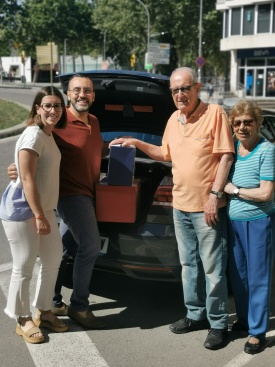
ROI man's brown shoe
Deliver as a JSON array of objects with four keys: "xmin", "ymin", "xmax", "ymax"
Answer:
[
  {"xmin": 52, "ymin": 302, "xmax": 68, "ymax": 316},
  {"xmin": 67, "ymin": 308, "xmax": 106, "ymax": 329}
]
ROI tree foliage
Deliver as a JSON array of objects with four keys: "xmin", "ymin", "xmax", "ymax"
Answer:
[
  {"xmin": 0, "ymin": 0, "xmax": 228, "ymax": 77},
  {"xmin": 0, "ymin": 0, "xmax": 22, "ymax": 55}
]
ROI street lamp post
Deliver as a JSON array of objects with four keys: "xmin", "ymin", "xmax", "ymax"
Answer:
[
  {"xmin": 63, "ymin": 38, "xmax": 68, "ymax": 74},
  {"xmin": 0, "ymin": 57, "xmax": 3, "ymax": 84},
  {"xmin": 103, "ymin": 30, "xmax": 107, "ymax": 61},
  {"xmin": 136, "ymin": 0, "xmax": 150, "ymax": 70},
  {"xmin": 198, "ymin": 0, "xmax": 203, "ymax": 83}
]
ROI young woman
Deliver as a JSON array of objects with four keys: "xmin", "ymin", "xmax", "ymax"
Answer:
[{"xmin": 0, "ymin": 86, "xmax": 68, "ymax": 343}]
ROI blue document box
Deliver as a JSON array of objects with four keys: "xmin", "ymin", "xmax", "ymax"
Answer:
[{"xmin": 107, "ymin": 145, "xmax": 136, "ymax": 186}]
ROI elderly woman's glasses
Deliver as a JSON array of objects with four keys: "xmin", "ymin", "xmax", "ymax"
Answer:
[{"xmin": 232, "ymin": 119, "xmax": 254, "ymax": 128}]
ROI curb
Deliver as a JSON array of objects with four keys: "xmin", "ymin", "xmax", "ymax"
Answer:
[
  {"xmin": 0, "ymin": 97, "xmax": 30, "ymax": 139},
  {"xmin": 0, "ymin": 122, "xmax": 26, "ymax": 139}
]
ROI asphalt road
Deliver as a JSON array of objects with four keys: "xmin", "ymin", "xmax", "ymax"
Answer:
[{"xmin": 0, "ymin": 86, "xmax": 275, "ymax": 367}]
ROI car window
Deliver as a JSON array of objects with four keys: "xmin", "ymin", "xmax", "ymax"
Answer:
[{"xmin": 260, "ymin": 115, "xmax": 275, "ymax": 143}]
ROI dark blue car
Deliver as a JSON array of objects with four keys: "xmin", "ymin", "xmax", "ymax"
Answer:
[{"xmin": 59, "ymin": 70, "xmax": 180, "ymax": 283}]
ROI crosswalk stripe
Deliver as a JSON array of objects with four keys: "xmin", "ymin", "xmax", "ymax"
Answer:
[{"xmin": 0, "ymin": 260, "xmax": 110, "ymax": 367}]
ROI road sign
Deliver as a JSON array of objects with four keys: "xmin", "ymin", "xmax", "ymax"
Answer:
[
  {"xmin": 144, "ymin": 52, "xmax": 152, "ymax": 71},
  {"xmin": 196, "ymin": 56, "xmax": 206, "ymax": 67},
  {"xmin": 147, "ymin": 43, "xmax": 170, "ymax": 65}
]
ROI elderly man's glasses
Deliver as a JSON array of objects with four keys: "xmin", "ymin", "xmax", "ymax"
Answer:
[
  {"xmin": 41, "ymin": 103, "xmax": 63, "ymax": 112},
  {"xmin": 170, "ymin": 84, "xmax": 196, "ymax": 95},
  {"xmin": 232, "ymin": 119, "xmax": 254, "ymax": 128},
  {"xmin": 68, "ymin": 87, "xmax": 93, "ymax": 95}
]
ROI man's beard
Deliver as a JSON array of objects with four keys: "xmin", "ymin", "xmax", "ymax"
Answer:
[{"xmin": 70, "ymin": 99, "xmax": 91, "ymax": 112}]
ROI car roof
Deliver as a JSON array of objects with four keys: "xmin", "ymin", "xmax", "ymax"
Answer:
[{"xmin": 58, "ymin": 70, "xmax": 176, "ymax": 136}]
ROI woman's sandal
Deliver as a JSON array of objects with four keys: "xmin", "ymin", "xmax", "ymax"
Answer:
[
  {"xmin": 16, "ymin": 320, "xmax": 44, "ymax": 344},
  {"xmin": 34, "ymin": 310, "xmax": 68, "ymax": 333}
]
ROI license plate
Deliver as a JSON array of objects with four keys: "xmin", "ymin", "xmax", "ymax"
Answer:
[{"xmin": 100, "ymin": 236, "xmax": 109, "ymax": 255}]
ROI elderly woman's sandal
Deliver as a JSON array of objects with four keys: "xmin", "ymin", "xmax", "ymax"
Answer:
[{"xmin": 16, "ymin": 323, "xmax": 44, "ymax": 344}]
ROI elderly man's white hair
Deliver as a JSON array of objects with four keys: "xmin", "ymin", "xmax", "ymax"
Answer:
[{"xmin": 170, "ymin": 67, "xmax": 198, "ymax": 84}]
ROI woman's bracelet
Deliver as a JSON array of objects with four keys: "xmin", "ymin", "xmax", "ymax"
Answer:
[{"xmin": 35, "ymin": 215, "xmax": 45, "ymax": 219}]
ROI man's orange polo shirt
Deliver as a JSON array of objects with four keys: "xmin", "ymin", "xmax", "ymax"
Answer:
[{"xmin": 161, "ymin": 101, "xmax": 234, "ymax": 212}]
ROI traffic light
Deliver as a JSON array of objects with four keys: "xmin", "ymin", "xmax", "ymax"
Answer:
[
  {"xmin": 20, "ymin": 51, "xmax": 25, "ymax": 64},
  {"xmin": 130, "ymin": 54, "xmax": 136, "ymax": 68}
]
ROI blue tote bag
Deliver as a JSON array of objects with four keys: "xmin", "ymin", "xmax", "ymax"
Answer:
[
  {"xmin": 0, "ymin": 140, "xmax": 34, "ymax": 221},
  {"xmin": 0, "ymin": 180, "xmax": 33, "ymax": 221}
]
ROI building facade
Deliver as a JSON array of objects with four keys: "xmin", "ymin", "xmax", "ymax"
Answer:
[
  {"xmin": 1, "ymin": 56, "xmax": 32, "ymax": 83},
  {"xmin": 216, "ymin": 0, "xmax": 275, "ymax": 98}
]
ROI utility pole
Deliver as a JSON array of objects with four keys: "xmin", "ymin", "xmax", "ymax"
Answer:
[
  {"xmin": 63, "ymin": 39, "xmax": 68, "ymax": 74},
  {"xmin": 198, "ymin": 0, "xmax": 203, "ymax": 83},
  {"xmin": 136, "ymin": 0, "xmax": 150, "ymax": 72}
]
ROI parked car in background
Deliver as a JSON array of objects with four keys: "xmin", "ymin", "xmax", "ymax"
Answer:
[
  {"xmin": 58, "ymin": 70, "xmax": 275, "ymax": 287},
  {"xmin": 259, "ymin": 112, "xmax": 275, "ymax": 143}
]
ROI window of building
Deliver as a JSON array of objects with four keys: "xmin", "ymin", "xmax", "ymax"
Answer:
[
  {"xmin": 258, "ymin": 3, "xmax": 271, "ymax": 33},
  {"xmin": 243, "ymin": 6, "xmax": 254, "ymax": 35},
  {"xmin": 224, "ymin": 10, "xmax": 229, "ymax": 38},
  {"xmin": 231, "ymin": 7, "xmax": 241, "ymax": 35},
  {"xmin": 247, "ymin": 58, "xmax": 265, "ymax": 67},
  {"xmin": 267, "ymin": 69, "xmax": 275, "ymax": 96},
  {"xmin": 267, "ymin": 58, "xmax": 275, "ymax": 66}
]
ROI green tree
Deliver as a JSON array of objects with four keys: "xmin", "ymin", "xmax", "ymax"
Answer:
[
  {"xmin": 92, "ymin": 0, "xmax": 226, "ymax": 76},
  {"xmin": 0, "ymin": 0, "xmax": 22, "ymax": 56},
  {"xmin": 16, "ymin": 0, "xmax": 99, "ymax": 63},
  {"xmin": 149, "ymin": 0, "xmax": 225, "ymax": 76},
  {"xmin": 0, "ymin": 0, "xmax": 228, "ymax": 78},
  {"xmin": 92, "ymin": 0, "xmax": 151, "ymax": 69}
]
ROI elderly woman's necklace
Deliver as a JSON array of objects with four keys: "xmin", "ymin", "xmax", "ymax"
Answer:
[{"xmin": 238, "ymin": 136, "xmax": 260, "ymax": 157}]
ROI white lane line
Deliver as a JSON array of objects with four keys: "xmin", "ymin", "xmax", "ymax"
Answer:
[
  {"xmin": 0, "ymin": 262, "xmax": 13, "ymax": 272},
  {"xmin": 222, "ymin": 330, "xmax": 275, "ymax": 367},
  {"xmin": 28, "ymin": 326, "xmax": 109, "ymax": 367},
  {"xmin": 0, "ymin": 260, "xmax": 110, "ymax": 367},
  {"xmin": 222, "ymin": 353, "xmax": 254, "ymax": 367}
]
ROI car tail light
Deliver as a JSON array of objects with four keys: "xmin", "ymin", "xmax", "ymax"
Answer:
[{"xmin": 153, "ymin": 176, "xmax": 173, "ymax": 206}]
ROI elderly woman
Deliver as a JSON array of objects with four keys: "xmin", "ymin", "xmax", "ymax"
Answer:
[{"xmin": 224, "ymin": 100, "xmax": 275, "ymax": 354}]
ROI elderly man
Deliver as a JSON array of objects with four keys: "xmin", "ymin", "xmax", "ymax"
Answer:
[{"xmin": 110, "ymin": 67, "xmax": 234, "ymax": 350}]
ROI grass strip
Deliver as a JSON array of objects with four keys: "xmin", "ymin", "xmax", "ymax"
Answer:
[{"xmin": 0, "ymin": 99, "xmax": 29, "ymax": 129}]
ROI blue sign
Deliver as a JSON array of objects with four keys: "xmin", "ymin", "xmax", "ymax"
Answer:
[
  {"xmin": 237, "ymin": 47, "xmax": 275, "ymax": 58},
  {"xmin": 196, "ymin": 56, "xmax": 206, "ymax": 67}
]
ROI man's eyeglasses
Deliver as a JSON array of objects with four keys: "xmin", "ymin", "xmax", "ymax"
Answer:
[
  {"xmin": 40, "ymin": 103, "xmax": 63, "ymax": 112},
  {"xmin": 68, "ymin": 87, "xmax": 94, "ymax": 95},
  {"xmin": 232, "ymin": 119, "xmax": 254, "ymax": 128},
  {"xmin": 170, "ymin": 84, "xmax": 196, "ymax": 95}
]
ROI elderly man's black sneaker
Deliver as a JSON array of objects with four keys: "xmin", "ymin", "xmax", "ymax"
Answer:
[
  {"xmin": 169, "ymin": 317, "xmax": 209, "ymax": 334},
  {"xmin": 204, "ymin": 328, "xmax": 228, "ymax": 350}
]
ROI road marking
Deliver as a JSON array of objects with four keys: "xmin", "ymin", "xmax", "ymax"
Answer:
[
  {"xmin": 0, "ymin": 262, "xmax": 13, "ymax": 272},
  {"xmin": 0, "ymin": 260, "xmax": 110, "ymax": 367}
]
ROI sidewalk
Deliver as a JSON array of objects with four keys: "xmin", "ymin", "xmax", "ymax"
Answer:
[{"xmin": 0, "ymin": 121, "xmax": 27, "ymax": 139}]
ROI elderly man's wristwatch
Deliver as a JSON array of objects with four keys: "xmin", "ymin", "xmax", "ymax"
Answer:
[
  {"xmin": 233, "ymin": 187, "xmax": 240, "ymax": 196},
  {"xmin": 210, "ymin": 190, "xmax": 223, "ymax": 199}
]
